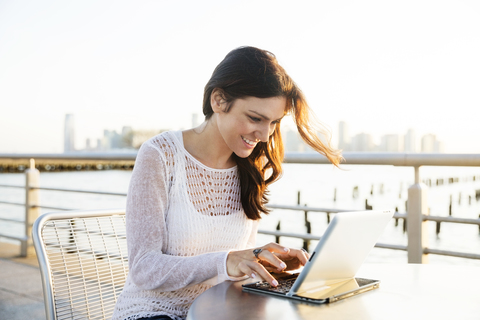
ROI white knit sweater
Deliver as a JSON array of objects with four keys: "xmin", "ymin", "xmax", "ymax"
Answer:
[{"xmin": 112, "ymin": 131, "xmax": 258, "ymax": 320}]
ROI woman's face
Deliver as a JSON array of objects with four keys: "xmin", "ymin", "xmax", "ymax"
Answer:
[{"xmin": 215, "ymin": 95, "xmax": 286, "ymax": 158}]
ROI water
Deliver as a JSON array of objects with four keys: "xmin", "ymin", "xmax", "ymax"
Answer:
[
  {"xmin": 265, "ymin": 164, "xmax": 480, "ymax": 267},
  {"xmin": 1, "ymin": 164, "xmax": 480, "ymax": 266}
]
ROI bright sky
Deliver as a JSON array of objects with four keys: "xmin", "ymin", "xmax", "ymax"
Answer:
[{"xmin": 1, "ymin": 0, "xmax": 479, "ymax": 153}]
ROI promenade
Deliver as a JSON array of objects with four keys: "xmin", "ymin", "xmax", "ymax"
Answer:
[{"xmin": 0, "ymin": 242, "xmax": 46, "ymax": 320}]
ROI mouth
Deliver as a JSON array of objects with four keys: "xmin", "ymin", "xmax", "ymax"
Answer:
[{"xmin": 242, "ymin": 136, "xmax": 258, "ymax": 148}]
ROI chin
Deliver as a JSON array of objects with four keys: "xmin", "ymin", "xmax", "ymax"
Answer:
[{"xmin": 233, "ymin": 150, "xmax": 254, "ymax": 159}]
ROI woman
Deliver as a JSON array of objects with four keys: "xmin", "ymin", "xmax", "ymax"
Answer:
[{"xmin": 112, "ymin": 46, "xmax": 342, "ymax": 320}]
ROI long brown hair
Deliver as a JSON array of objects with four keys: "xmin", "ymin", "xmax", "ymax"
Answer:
[{"xmin": 203, "ymin": 46, "xmax": 342, "ymax": 220}]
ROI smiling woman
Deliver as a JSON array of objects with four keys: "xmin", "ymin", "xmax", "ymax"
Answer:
[
  {"xmin": 200, "ymin": 47, "xmax": 343, "ymax": 220},
  {"xmin": 112, "ymin": 46, "xmax": 343, "ymax": 320}
]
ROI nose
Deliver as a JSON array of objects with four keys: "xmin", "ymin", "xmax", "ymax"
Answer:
[{"xmin": 256, "ymin": 123, "xmax": 274, "ymax": 142}]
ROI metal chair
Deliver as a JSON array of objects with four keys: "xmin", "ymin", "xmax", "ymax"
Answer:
[{"xmin": 32, "ymin": 209, "xmax": 128, "ymax": 320}]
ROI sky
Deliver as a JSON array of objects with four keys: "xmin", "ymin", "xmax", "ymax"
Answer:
[{"xmin": 0, "ymin": 0, "xmax": 479, "ymax": 153}]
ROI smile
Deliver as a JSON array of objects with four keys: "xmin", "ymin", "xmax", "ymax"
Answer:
[{"xmin": 242, "ymin": 136, "xmax": 257, "ymax": 147}]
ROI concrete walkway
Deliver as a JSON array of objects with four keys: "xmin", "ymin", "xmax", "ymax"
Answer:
[{"xmin": 0, "ymin": 242, "xmax": 46, "ymax": 320}]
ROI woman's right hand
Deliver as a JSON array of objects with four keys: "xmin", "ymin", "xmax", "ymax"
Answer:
[{"xmin": 226, "ymin": 243, "xmax": 308, "ymax": 287}]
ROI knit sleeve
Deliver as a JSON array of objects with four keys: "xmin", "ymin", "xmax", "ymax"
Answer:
[
  {"xmin": 126, "ymin": 140, "xmax": 230, "ymax": 291},
  {"xmin": 246, "ymin": 220, "xmax": 259, "ymax": 248}
]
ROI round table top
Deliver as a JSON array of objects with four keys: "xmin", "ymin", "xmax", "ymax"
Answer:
[{"xmin": 187, "ymin": 263, "xmax": 480, "ymax": 320}]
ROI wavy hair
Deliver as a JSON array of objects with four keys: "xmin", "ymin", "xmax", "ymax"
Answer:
[{"xmin": 203, "ymin": 46, "xmax": 342, "ymax": 220}]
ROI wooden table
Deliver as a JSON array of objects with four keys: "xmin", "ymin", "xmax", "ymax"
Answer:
[{"xmin": 187, "ymin": 264, "xmax": 480, "ymax": 320}]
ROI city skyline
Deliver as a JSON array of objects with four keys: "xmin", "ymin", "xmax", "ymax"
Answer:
[
  {"xmin": 1, "ymin": 1, "xmax": 480, "ymax": 153},
  {"xmin": 63, "ymin": 113, "xmax": 448, "ymax": 154},
  {"xmin": 284, "ymin": 121, "xmax": 445, "ymax": 153},
  {"xmin": 336, "ymin": 121, "xmax": 444, "ymax": 153}
]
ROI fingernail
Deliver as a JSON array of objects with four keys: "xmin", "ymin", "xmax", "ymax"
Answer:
[
  {"xmin": 272, "ymin": 280, "xmax": 278, "ymax": 287},
  {"xmin": 283, "ymin": 247, "xmax": 289, "ymax": 252},
  {"xmin": 280, "ymin": 262, "xmax": 286, "ymax": 269},
  {"xmin": 251, "ymin": 273, "xmax": 256, "ymax": 278}
]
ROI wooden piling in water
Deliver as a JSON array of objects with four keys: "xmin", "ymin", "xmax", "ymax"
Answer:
[
  {"xmin": 275, "ymin": 221, "xmax": 281, "ymax": 243},
  {"xmin": 365, "ymin": 199, "xmax": 372, "ymax": 210},
  {"xmin": 352, "ymin": 186, "xmax": 359, "ymax": 198},
  {"xmin": 449, "ymin": 195, "xmax": 453, "ymax": 216},
  {"xmin": 394, "ymin": 207, "xmax": 399, "ymax": 226},
  {"xmin": 436, "ymin": 221, "xmax": 441, "ymax": 235}
]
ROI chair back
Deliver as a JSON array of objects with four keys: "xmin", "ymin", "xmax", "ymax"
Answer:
[{"xmin": 32, "ymin": 209, "xmax": 128, "ymax": 320}]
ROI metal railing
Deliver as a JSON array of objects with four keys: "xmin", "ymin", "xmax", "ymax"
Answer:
[{"xmin": 1, "ymin": 152, "xmax": 480, "ymax": 263}]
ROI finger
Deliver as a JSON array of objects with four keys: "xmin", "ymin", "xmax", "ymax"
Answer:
[
  {"xmin": 249, "ymin": 261, "xmax": 278, "ymax": 287},
  {"xmin": 273, "ymin": 251, "xmax": 309, "ymax": 272},
  {"xmin": 289, "ymin": 248, "xmax": 309, "ymax": 265},
  {"xmin": 301, "ymin": 248, "xmax": 311, "ymax": 261},
  {"xmin": 238, "ymin": 258, "xmax": 279, "ymax": 287},
  {"xmin": 237, "ymin": 262, "xmax": 258, "ymax": 280},
  {"xmin": 278, "ymin": 248, "xmax": 309, "ymax": 264},
  {"xmin": 262, "ymin": 242, "xmax": 290, "ymax": 254},
  {"xmin": 258, "ymin": 249, "xmax": 287, "ymax": 272},
  {"xmin": 264, "ymin": 266, "xmax": 277, "ymax": 272}
]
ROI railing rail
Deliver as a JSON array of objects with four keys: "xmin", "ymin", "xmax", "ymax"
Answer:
[
  {"xmin": 1, "ymin": 152, "xmax": 480, "ymax": 261},
  {"xmin": 284, "ymin": 152, "xmax": 480, "ymax": 167},
  {"xmin": 2, "ymin": 151, "xmax": 480, "ymax": 166},
  {"xmin": 30, "ymin": 186, "xmax": 128, "ymax": 196}
]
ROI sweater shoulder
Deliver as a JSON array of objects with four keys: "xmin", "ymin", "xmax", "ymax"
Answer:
[{"xmin": 141, "ymin": 131, "xmax": 181, "ymax": 163}]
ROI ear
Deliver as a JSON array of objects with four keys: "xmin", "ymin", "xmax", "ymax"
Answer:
[{"xmin": 210, "ymin": 88, "xmax": 226, "ymax": 114}]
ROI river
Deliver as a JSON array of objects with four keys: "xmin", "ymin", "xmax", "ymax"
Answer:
[{"xmin": 1, "ymin": 164, "xmax": 480, "ymax": 266}]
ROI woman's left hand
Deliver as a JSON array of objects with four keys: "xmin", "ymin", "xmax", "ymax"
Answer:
[{"xmin": 260, "ymin": 248, "xmax": 310, "ymax": 273}]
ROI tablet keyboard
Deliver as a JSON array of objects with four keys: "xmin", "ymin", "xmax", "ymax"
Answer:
[{"xmin": 246, "ymin": 273, "xmax": 299, "ymax": 294}]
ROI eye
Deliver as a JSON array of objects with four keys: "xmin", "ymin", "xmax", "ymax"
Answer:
[{"xmin": 249, "ymin": 116, "xmax": 261, "ymax": 122}]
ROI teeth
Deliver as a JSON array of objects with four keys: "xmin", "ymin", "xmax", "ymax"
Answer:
[{"xmin": 242, "ymin": 136, "xmax": 257, "ymax": 146}]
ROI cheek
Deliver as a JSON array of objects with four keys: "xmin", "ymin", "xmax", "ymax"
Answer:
[
  {"xmin": 232, "ymin": 118, "xmax": 253, "ymax": 135},
  {"xmin": 218, "ymin": 113, "xmax": 255, "ymax": 138}
]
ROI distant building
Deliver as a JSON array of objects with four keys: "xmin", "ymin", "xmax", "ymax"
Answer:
[
  {"xmin": 351, "ymin": 133, "xmax": 374, "ymax": 152},
  {"xmin": 380, "ymin": 134, "xmax": 403, "ymax": 152},
  {"xmin": 95, "ymin": 127, "xmax": 135, "ymax": 151},
  {"xmin": 421, "ymin": 134, "xmax": 444, "ymax": 152},
  {"xmin": 338, "ymin": 121, "xmax": 350, "ymax": 151},
  {"xmin": 101, "ymin": 130, "xmax": 115, "ymax": 150},
  {"xmin": 404, "ymin": 129, "xmax": 417, "ymax": 152},
  {"xmin": 85, "ymin": 138, "xmax": 92, "ymax": 151},
  {"xmin": 336, "ymin": 121, "xmax": 444, "ymax": 153},
  {"xmin": 122, "ymin": 126, "xmax": 133, "ymax": 148},
  {"xmin": 64, "ymin": 114, "xmax": 75, "ymax": 153},
  {"xmin": 283, "ymin": 129, "xmax": 310, "ymax": 152}
]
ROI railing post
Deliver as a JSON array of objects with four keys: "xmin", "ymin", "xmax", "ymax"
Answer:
[
  {"xmin": 407, "ymin": 165, "xmax": 429, "ymax": 263},
  {"xmin": 23, "ymin": 158, "xmax": 40, "ymax": 257}
]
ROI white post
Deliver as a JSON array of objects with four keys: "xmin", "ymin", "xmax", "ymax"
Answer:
[
  {"xmin": 23, "ymin": 158, "xmax": 40, "ymax": 257},
  {"xmin": 407, "ymin": 166, "xmax": 429, "ymax": 263}
]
